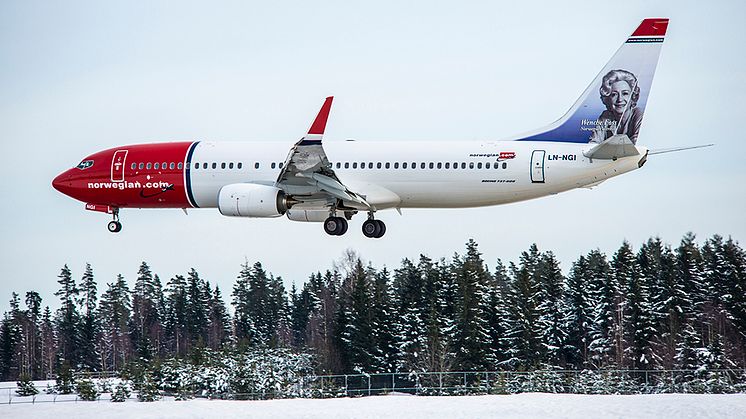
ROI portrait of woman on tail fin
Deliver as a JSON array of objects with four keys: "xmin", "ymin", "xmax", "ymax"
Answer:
[{"xmin": 590, "ymin": 69, "xmax": 644, "ymax": 144}]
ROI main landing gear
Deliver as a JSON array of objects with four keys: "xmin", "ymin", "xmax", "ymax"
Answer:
[
  {"xmin": 362, "ymin": 215, "xmax": 386, "ymax": 239},
  {"xmin": 107, "ymin": 208, "xmax": 122, "ymax": 233},
  {"xmin": 323, "ymin": 216, "xmax": 348, "ymax": 236},
  {"xmin": 323, "ymin": 212, "xmax": 386, "ymax": 238}
]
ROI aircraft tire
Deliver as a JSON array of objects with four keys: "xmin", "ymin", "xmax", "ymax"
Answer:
[
  {"xmin": 362, "ymin": 219, "xmax": 378, "ymax": 238},
  {"xmin": 374, "ymin": 220, "xmax": 386, "ymax": 238},
  {"xmin": 108, "ymin": 221, "xmax": 122, "ymax": 233},
  {"xmin": 324, "ymin": 217, "xmax": 341, "ymax": 236}
]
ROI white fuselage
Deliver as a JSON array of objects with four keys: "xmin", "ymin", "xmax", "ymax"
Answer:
[{"xmin": 187, "ymin": 140, "xmax": 646, "ymax": 211}]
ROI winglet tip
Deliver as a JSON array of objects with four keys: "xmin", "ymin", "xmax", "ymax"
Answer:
[{"xmin": 308, "ymin": 96, "xmax": 334, "ymax": 135}]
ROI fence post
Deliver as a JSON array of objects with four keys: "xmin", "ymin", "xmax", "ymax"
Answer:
[
  {"xmin": 344, "ymin": 375, "xmax": 348, "ymax": 397},
  {"xmin": 464, "ymin": 372, "xmax": 467, "ymax": 390},
  {"xmin": 439, "ymin": 372, "xmax": 443, "ymax": 395},
  {"xmin": 392, "ymin": 373, "xmax": 395, "ymax": 392},
  {"xmin": 368, "ymin": 375, "xmax": 371, "ymax": 396},
  {"xmin": 485, "ymin": 372, "xmax": 490, "ymax": 393}
]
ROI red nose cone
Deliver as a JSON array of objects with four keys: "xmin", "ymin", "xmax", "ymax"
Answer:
[{"xmin": 52, "ymin": 170, "xmax": 72, "ymax": 195}]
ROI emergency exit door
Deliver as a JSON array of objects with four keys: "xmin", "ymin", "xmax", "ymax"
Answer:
[
  {"xmin": 111, "ymin": 150, "xmax": 128, "ymax": 182},
  {"xmin": 531, "ymin": 150, "xmax": 545, "ymax": 183}
]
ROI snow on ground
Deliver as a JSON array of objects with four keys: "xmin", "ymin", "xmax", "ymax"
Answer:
[{"xmin": 1, "ymin": 393, "xmax": 746, "ymax": 419}]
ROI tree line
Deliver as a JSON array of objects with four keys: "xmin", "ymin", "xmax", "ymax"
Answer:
[{"xmin": 1, "ymin": 233, "xmax": 744, "ymax": 381}]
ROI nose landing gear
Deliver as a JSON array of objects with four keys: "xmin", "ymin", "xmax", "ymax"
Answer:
[{"xmin": 107, "ymin": 208, "xmax": 122, "ymax": 233}]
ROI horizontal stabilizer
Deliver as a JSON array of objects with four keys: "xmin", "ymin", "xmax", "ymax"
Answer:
[
  {"xmin": 583, "ymin": 134, "xmax": 640, "ymax": 160},
  {"xmin": 649, "ymin": 144, "xmax": 714, "ymax": 155}
]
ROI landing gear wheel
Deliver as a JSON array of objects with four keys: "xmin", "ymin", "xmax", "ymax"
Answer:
[
  {"xmin": 374, "ymin": 220, "xmax": 386, "ymax": 238},
  {"xmin": 324, "ymin": 217, "xmax": 348, "ymax": 236},
  {"xmin": 363, "ymin": 219, "xmax": 385, "ymax": 238},
  {"xmin": 107, "ymin": 221, "xmax": 122, "ymax": 233}
]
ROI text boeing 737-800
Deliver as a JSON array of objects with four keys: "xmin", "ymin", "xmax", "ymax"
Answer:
[{"xmin": 52, "ymin": 18, "xmax": 706, "ymax": 237}]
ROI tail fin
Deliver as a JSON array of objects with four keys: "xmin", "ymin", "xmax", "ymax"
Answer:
[{"xmin": 516, "ymin": 18, "xmax": 669, "ymax": 145}]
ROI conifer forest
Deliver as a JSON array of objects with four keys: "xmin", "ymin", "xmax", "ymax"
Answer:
[{"xmin": 1, "ymin": 233, "xmax": 745, "ymax": 395}]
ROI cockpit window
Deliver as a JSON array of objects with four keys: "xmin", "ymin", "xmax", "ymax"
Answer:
[{"xmin": 76, "ymin": 160, "xmax": 94, "ymax": 170}]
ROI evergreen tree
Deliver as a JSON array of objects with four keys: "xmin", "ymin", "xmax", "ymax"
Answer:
[
  {"xmin": 371, "ymin": 267, "xmax": 397, "ymax": 372},
  {"xmin": 586, "ymin": 249, "xmax": 614, "ymax": 368},
  {"xmin": 98, "ymin": 275, "xmax": 132, "ymax": 371},
  {"xmin": 392, "ymin": 258, "xmax": 426, "ymax": 371},
  {"xmin": 535, "ymin": 251, "xmax": 567, "ymax": 367},
  {"xmin": 503, "ymin": 244, "xmax": 543, "ymax": 369},
  {"xmin": 450, "ymin": 240, "xmax": 494, "ymax": 371},
  {"xmin": 164, "ymin": 274, "xmax": 189, "ymax": 355},
  {"xmin": 622, "ymin": 242, "xmax": 658, "ymax": 369},
  {"xmin": 336, "ymin": 259, "xmax": 376, "ymax": 373},
  {"xmin": 54, "ymin": 265, "xmax": 80, "ymax": 368},
  {"xmin": 564, "ymin": 255, "xmax": 595, "ymax": 369},
  {"xmin": 24, "ymin": 291, "xmax": 42, "ymax": 378},
  {"xmin": 207, "ymin": 285, "xmax": 231, "ymax": 349},
  {"xmin": 130, "ymin": 262, "xmax": 160, "ymax": 360},
  {"xmin": 78, "ymin": 264, "xmax": 99, "ymax": 371},
  {"xmin": 232, "ymin": 262, "xmax": 254, "ymax": 346}
]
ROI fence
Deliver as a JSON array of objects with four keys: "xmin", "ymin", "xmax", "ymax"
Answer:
[{"xmin": 2, "ymin": 369, "xmax": 745, "ymax": 405}]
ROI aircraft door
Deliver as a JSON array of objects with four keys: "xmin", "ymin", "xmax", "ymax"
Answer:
[
  {"xmin": 531, "ymin": 150, "xmax": 545, "ymax": 183},
  {"xmin": 111, "ymin": 150, "xmax": 128, "ymax": 182}
]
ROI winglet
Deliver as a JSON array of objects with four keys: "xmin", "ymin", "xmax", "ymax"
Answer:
[
  {"xmin": 631, "ymin": 18, "xmax": 669, "ymax": 37},
  {"xmin": 308, "ymin": 96, "xmax": 334, "ymax": 135}
]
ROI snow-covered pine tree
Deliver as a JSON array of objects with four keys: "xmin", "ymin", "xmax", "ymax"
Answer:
[
  {"xmin": 641, "ymin": 237, "xmax": 687, "ymax": 368},
  {"xmin": 164, "ymin": 274, "xmax": 189, "ymax": 356},
  {"xmin": 232, "ymin": 262, "xmax": 255, "ymax": 347},
  {"xmin": 503, "ymin": 244, "xmax": 543, "ymax": 370},
  {"xmin": 207, "ymin": 285, "xmax": 231, "ymax": 349},
  {"xmin": 535, "ymin": 251, "xmax": 567, "ymax": 368},
  {"xmin": 130, "ymin": 262, "xmax": 161, "ymax": 360},
  {"xmin": 450, "ymin": 240, "xmax": 495, "ymax": 371},
  {"xmin": 98, "ymin": 275, "xmax": 132, "ymax": 371},
  {"xmin": 392, "ymin": 258, "xmax": 427, "ymax": 372},
  {"xmin": 55, "ymin": 362, "xmax": 75, "ymax": 394},
  {"xmin": 23, "ymin": 291, "xmax": 42, "ymax": 379},
  {"xmin": 111, "ymin": 380, "xmax": 131, "ymax": 402},
  {"xmin": 371, "ymin": 267, "xmax": 397, "ymax": 372},
  {"xmin": 78, "ymin": 264, "xmax": 99, "ymax": 371},
  {"xmin": 136, "ymin": 370, "xmax": 161, "ymax": 401},
  {"xmin": 586, "ymin": 249, "xmax": 614, "ymax": 368},
  {"xmin": 55, "ymin": 265, "xmax": 81, "ymax": 368},
  {"xmin": 16, "ymin": 372, "xmax": 38, "ymax": 396},
  {"xmin": 186, "ymin": 269, "xmax": 209, "ymax": 349},
  {"xmin": 76, "ymin": 377, "xmax": 99, "ymax": 401},
  {"xmin": 563, "ymin": 255, "xmax": 594, "ymax": 369},
  {"xmin": 621, "ymin": 241, "xmax": 659, "ymax": 370}
]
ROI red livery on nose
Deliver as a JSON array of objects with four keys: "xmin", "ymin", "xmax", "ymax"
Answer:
[{"xmin": 52, "ymin": 170, "xmax": 74, "ymax": 196}]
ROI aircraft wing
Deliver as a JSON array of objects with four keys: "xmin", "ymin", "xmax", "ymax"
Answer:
[{"xmin": 275, "ymin": 97, "xmax": 372, "ymax": 209}]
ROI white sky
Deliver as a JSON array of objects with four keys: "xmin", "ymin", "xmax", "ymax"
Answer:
[{"xmin": 1, "ymin": 0, "xmax": 744, "ymax": 313}]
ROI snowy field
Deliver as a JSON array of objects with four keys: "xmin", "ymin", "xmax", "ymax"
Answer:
[{"xmin": 1, "ymin": 393, "xmax": 746, "ymax": 419}]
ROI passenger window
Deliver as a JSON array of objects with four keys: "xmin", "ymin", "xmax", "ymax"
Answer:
[
  {"xmin": 146, "ymin": 163, "xmax": 152, "ymax": 170},
  {"xmin": 131, "ymin": 163, "xmax": 136, "ymax": 170},
  {"xmin": 177, "ymin": 162, "xmax": 182, "ymax": 169},
  {"xmin": 237, "ymin": 162, "xmax": 242, "ymax": 169},
  {"xmin": 279, "ymin": 162, "xmax": 283, "ymax": 168},
  {"xmin": 402, "ymin": 162, "xmax": 408, "ymax": 169},
  {"xmin": 420, "ymin": 162, "xmax": 426, "ymax": 169},
  {"xmin": 377, "ymin": 162, "xmax": 382, "ymax": 169},
  {"xmin": 368, "ymin": 162, "xmax": 373, "ymax": 169},
  {"xmin": 461, "ymin": 162, "xmax": 466, "ymax": 169},
  {"xmin": 344, "ymin": 162, "xmax": 350, "ymax": 169},
  {"xmin": 477, "ymin": 162, "xmax": 483, "ymax": 169},
  {"xmin": 229, "ymin": 162, "xmax": 234, "ymax": 169},
  {"xmin": 445, "ymin": 162, "xmax": 450, "ymax": 169},
  {"xmin": 255, "ymin": 162, "xmax": 259, "ymax": 169},
  {"xmin": 212, "ymin": 162, "xmax": 217, "ymax": 169},
  {"xmin": 162, "ymin": 162, "xmax": 167, "ymax": 169},
  {"xmin": 336, "ymin": 162, "xmax": 341, "ymax": 169},
  {"xmin": 154, "ymin": 163, "xmax": 160, "ymax": 170},
  {"xmin": 502, "ymin": 162, "xmax": 507, "ymax": 169},
  {"xmin": 437, "ymin": 162, "xmax": 442, "ymax": 169},
  {"xmin": 385, "ymin": 162, "xmax": 390, "ymax": 169},
  {"xmin": 486, "ymin": 162, "xmax": 491, "ymax": 169},
  {"xmin": 454, "ymin": 162, "xmax": 458, "ymax": 169},
  {"xmin": 139, "ymin": 163, "xmax": 144, "ymax": 170},
  {"xmin": 428, "ymin": 162, "xmax": 434, "ymax": 169},
  {"xmin": 412, "ymin": 162, "xmax": 416, "ymax": 169},
  {"xmin": 469, "ymin": 162, "xmax": 475, "ymax": 169},
  {"xmin": 353, "ymin": 162, "xmax": 358, "ymax": 169},
  {"xmin": 203, "ymin": 163, "xmax": 208, "ymax": 169},
  {"xmin": 170, "ymin": 162, "xmax": 175, "ymax": 170},
  {"xmin": 394, "ymin": 162, "xmax": 399, "ymax": 169},
  {"xmin": 221, "ymin": 162, "xmax": 226, "ymax": 169},
  {"xmin": 271, "ymin": 162, "xmax": 276, "ymax": 169}
]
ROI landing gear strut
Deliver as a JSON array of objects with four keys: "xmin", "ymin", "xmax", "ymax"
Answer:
[
  {"xmin": 362, "ymin": 214, "xmax": 386, "ymax": 238},
  {"xmin": 107, "ymin": 208, "xmax": 122, "ymax": 233},
  {"xmin": 323, "ymin": 216, "xmax": 348, "ymax": 236}
]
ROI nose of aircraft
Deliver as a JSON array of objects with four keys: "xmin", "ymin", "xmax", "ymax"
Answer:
[{"xmin": 52, "ymin": 170, "xmax": 73, "ymax": 195}]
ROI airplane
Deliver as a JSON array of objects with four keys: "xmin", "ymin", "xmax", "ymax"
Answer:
[{"xmin": 52, "ymin": 18, "xmax": 706, "ymax": 238}]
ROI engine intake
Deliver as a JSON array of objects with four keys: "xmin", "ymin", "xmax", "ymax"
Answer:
[{"xmin": 218, "ymin": 184, "xmax": 288, "ymax": 218}]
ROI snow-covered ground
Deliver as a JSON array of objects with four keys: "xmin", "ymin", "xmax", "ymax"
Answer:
[{"xmin": 1, "ymin": 393, "xmax": 745, "ymax": 419}]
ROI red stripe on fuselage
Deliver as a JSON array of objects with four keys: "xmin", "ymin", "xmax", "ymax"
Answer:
[{"xmin": 54, "ymin": 142, "xmax": 194, "ymax": 208}]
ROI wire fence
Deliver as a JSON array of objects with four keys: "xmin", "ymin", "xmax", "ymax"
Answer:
[{"xmin": 2, "ymin": 368, "xmax": 745, "ymax": 405}]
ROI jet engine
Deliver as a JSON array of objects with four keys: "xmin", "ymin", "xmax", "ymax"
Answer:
[{"xmin": 218, "ymin": 184, "xmax": 289, "ymax": 218}]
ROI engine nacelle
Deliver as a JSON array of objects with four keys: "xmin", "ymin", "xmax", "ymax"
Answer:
[
  {"xmin": 286, "ymin": 209, "xmax": 329, "ymax": 222},
  {"xmin": 218, "ymin": 184, "xmax": 288, "ymax": 218}
]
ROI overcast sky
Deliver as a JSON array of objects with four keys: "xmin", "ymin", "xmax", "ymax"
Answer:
[{"xmin": 1, "ymin": 0, "xmax": 744, "ymax": 314}]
